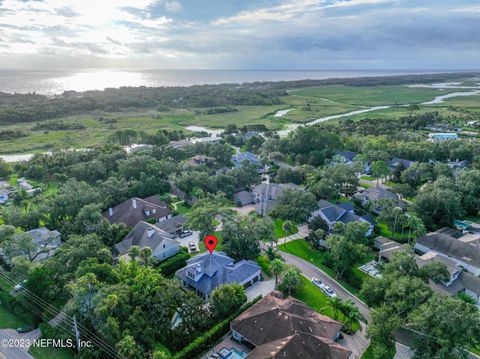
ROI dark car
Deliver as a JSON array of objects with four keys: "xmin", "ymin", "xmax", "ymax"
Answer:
[{"xmin": 17, "ymin": 325, "xmax": 34, "ymax": 333}]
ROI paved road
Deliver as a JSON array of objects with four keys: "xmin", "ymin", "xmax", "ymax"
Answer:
[
  {"xmin": 0, "ymin": 330, "xmax": 35, "ymax": 359},
  {"xmin": 279, "ymin": 251, "xmax": 372, "ymax": 323}
]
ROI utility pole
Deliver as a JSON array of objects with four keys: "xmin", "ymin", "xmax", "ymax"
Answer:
[{"xmin": 73, "ymin": 315, "xmax": 81, "ymax": 357}]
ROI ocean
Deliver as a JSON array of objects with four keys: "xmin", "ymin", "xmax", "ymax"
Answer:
[{"xmin": 0, "ymin": 69, "xmax": 452, "ymax": 95}]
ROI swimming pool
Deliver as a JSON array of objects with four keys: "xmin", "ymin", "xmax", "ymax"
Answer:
[{"xmin": 218, "ymin": 347, "xmax": 248, "ymax": 359}]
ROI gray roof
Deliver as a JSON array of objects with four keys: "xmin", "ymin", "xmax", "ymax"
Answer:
[
  {"xmin": 315, "ymin": 200, "xmax": 371, "ymax": 228},
  {"xmin": 416, "ymin": 228, "xmax": 480, "ymax": 268},
  {"xmin": 114, "ymin": 221, "xmax": 179, "ymax": 257},
  {"xmin": 388, "ymin": 158, "xmax": 413, "ymax": 169},
  {"xmin": 234, "ymin": 191, "xmax": 254, "ymax": 206},
  {"xmin": 155, "ymin": 215, "xmax": 187, "ymax": 234},
  {"xmin": 104, "ymin": 195, "xmax": 171, "ymax": 227},
  {"xmin": 253, "ymin": 183, "xmax": 301, "ymax": 201},
  {"xmin": 26, "ymin": 227, "xmax": 61, "ymax": 246},
  {"xmin": 175, "ymin": 251, "xmax": 260, "ymax": 297},
  {"xmin": 336, "ymin": 151, "xmax": 357, "ymax": 162}
]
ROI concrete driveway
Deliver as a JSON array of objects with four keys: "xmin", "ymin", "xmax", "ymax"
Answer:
[
  {"xmin": 0, "ymin": 330, "xmax": 35, "ymax": 359},
  {"xmin": 176, "ymin": 231, "xmax": 200, "ymax": 253},
  {"xmin": 245, "ymin": 279, "xmax": 275, "ymax": 301}
]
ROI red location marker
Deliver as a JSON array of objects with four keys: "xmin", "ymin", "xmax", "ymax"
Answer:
[{"xmin": 204, "ymin": 235, "xmax": 218, "ymax": 254}]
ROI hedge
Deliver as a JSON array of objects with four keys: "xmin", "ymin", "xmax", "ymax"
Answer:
[
  {"xmin": 158, "ymin": 247, "xmax": 190, "ymax": 276},
  {"xmin": 172, "ymin": 295, "xmax": 262, "ymax": 359}
]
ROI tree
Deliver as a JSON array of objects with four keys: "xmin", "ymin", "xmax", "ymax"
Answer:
[
  {"xmin": 210, "ymin": 283, "xmax": 247, "ymax": 318},
  {"xmin": 0, "ymin": 159, "xmax": 12, "ymax": 179},
  {"xmin": 326, "ymin": 232, "xmax": 368, "ymax": 279},
  {"xmin": 139, "ymin": 247, "xmax": 152, "ymax": 266},
  {"xmin": 408, "ymin": 295, "xmax": 480, "ymax": 359},
  {"xmin": 367, "ymin": 307, "xmax": 401, "ymax": 359},
  {"xmin": 269, "ymin": 259, "xmax": 285, "ymax": 288},
  {"xmin": 279, "ymin": 266, "xmax": 301, "ymax": 295},
  {"xmin": 371, "ymin": 160, "xmax": 390, "ymax": 186},
  {"xmin": 186, "ymin": 196, "xmax": 228, "ymax": 239},
  {"xmin": 222, "ymin": 215, "xmax": 266, "ymax": 260},
  {"xmin": 270, "ymin": 189, "xmax": 318, "ymax": 223},
  {"xmin": 129, "ymin": 245, "xmax": 140, "ymax": 261}
]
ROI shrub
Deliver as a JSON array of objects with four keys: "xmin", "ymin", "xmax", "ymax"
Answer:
[
  {"xmin": 158, "ymin": 248, "xmax": 190, "ymax": 276},
  {"xmin": 172, "ymin": 296, "xmax": 261, "ymax": 359}
]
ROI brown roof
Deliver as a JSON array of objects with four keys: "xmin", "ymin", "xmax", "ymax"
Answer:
[
  {"xmin": 231, "ymin": 292, "xmax": 343, "ymax": 346},
  {"xmin": 104, "ymin": 195, "xmax": 170, "ymax": 227},
  {"xmin": 247, "ymin": 332, "xmax": 351, "ymax": 359}
]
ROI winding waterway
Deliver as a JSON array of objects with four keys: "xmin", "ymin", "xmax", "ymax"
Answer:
[{"xmin": 2, "ymin": 85, "xmax": 480, "ymax": 161}]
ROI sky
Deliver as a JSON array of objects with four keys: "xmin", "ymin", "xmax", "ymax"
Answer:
[{"xmin": 0, "ymin": 0, "xmax": 479, "ymax": 70}]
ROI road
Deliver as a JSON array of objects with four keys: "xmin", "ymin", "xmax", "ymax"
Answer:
[
  {"xmin": 0, "ymin": 330, "xmax": 35, "ymax": 359},
  {"xmin": 279, "ymin": 251, "xmax": 372, "ymax": 323}
]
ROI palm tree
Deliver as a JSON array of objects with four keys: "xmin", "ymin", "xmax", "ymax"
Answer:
[
  {"xmin": 323, "ymin": 296, "xmax": 343, "ymax": 320},
  {"xmin": 282, "ymin": 220, "xmax": 294, "ymax": 246},
  {"xmin": 269, "ymin": 259, "xmax": 285, "ymax": 289},
  {"xmin": 266, "ymin": 247, "xmax": 281, "ymax": 261},
  {"xmin": 407, "ymin": 214, "xmax": 426, "ymax": 246}
]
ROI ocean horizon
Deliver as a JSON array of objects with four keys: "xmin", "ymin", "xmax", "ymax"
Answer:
[{"xmin": 0, "ymin": 68, "xmax": 472, "ymax": 95}]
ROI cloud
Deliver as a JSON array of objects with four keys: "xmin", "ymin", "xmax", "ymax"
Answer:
[
  {"xmin": 165, "ymin": 1, "xmax": 182, "ymax": 13},
  {"xmin": 55, "ymin": 6, "xmax": 79, "ymax": 17}
]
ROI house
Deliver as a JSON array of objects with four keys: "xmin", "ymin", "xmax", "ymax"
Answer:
[
  {"xmin": 354, "ymin": 187, "xmax": 406, "ymax": 214},
  {"xmin": 0, "ymin": 181, "xmax": 12, "ymax": 204},
  {"xmin": 377, "ymin": 238, "xmax": 403, "ymax": 262},
  {"xmin": 335, "ymin": 151, "xmax": 357, "ymax": 164},
  {"xmin": 387, "ymin": 158, "xmax": 414, "ymax": 171},
  {"xmin": 310, "ymin": 200, "xmax": 374, "ymax": 236},
  {"xmin": 230, "ymin": 292, "xmax": 351, "ymax": 359},
  {"xmin": 188, "ymin": 155, "xmax": 214, "ymax": 166},
  {"xmin": 191, "ymin": 136, "xmax": 222, "ymax": 144},
  {"xmin": 168, "ymin": 139, "xmax": 192, "ymax": 149},
  {"xmin": 114, "ymin": 221, "xmax": 180, "ymax": 261},
  {"xmin": 415, "ymin": 228, "xmax": 480, "ymax": 276},
  {"xmin": 428, "ymin": 132, "xmax": 459, "ymax": 141},
  {"xmin": 377, "ymin": 239, "xmax": 480, "ymax": 305},
  {"xmin": 16, "ymin": 177, "xmax": 41, "ymax": 197},
  {"xmin": 234, "ymin": 190, "xmax": 254, "ymax": 207},
  {"xmin": 447, "ymin": 160, "xmax": 469, "ymax": 173},
  {"xmin": 453, "ymin": 219, "xmax": 480, "ymax": 233},
  {"xmin": 155, "ymin": 215, "xmax": 187, "ymax": 235},
  {"xmin": 232, "ymin": 151, "xmax": 261, "ymax": 169},
  {"xmin": 253, "ymin": 183, "xmax": 301, "ymax": 216},
  {"xmin": 175, "ymin": 251, "xmax": 260, "ymax": 300},
  {"xmin": 104, "ymin": 195, "xmax": 171, "ymax": 227},
  {"xmin": 26, "ymin": 227, "xmax": 62, "ymax": 261}
]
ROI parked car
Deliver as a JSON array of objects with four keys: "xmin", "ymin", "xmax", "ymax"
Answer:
[
  {"xmin": 179, "ymin": 230, "xmax": 193, "ymax": 238},
  {"xmin": 14, "ymin": 280, "xmax": 27, "ymax": 292},
  {"xmin": 189, "ymin": 242, "xmax": 197, "ymax": 252},
  {"xmin": 17, "ymin": 325, "xmax": 34, "ymax": 333},
  {"xmin": 323, "ymin": 286, "xmax": 337, "ymax": 298},
  {"xmin": 311, "ymin": 277, "xmax": 325, "ymax": 289}
]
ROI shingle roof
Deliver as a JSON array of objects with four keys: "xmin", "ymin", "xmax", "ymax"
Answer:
[
  {"xmin": 175, "ymin": 251, "xmax": 260, "ymax": 296},
  {"xmin": 114, "ymin": 221, "xmax": 179, "ymax": 257},
  {"xmin": 388, "ymin": 158, "xmax": 413, "ymax": 169},
  {"xmin": 315, "ymin": 200, "xmax": 371, "ymax": 227},
  {"xmin": 155, "ymin": 215, "xmax": 186, "ymax": 234},
  {"xmin": 336, "ymin": 151, "xmax": 357, "ymax": 162},
  {"xmin": 416, "ymin": 228, "xmax": 480, "ymax": 268},
  {"xmin": 231, "ymin": 292, "xmax": 343, "ymax": 346},
  {"xmin": 104, "ymin": 195, "xmax": 170, "ymax": 227},
  {"xmin": 234, "ymin": 191, "xmax": 254, "ymax": 206},
  {"xmin": 247, "ymin": 332, "xmax": 351, "ymax": 359}
]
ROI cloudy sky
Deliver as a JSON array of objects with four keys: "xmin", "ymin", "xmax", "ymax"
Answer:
[{"xmin": 0, "ymin": 0, "xmax": 479, "ymax": 70}]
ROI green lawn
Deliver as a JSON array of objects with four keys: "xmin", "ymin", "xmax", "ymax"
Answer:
[
  {"xmin": 29, "ymin": 344, "xmax": 76, "ymax": 359},
  {"xmin": 274, "ymin": 218, "xmax": 298, "ymax": 239},
  {"xmin": 376, "ymin": 222, "xmax": 410, "ymax": 242},
  {"xmin": 256, "ymin": 255, "xmax": 272, "ymax": 276},
  {"xmin": 198, "ymin": 231, "xmax": 223, "ymax": 253},
  {"xmin": 279, "ymin": 239, "xmax": 373, "ymax": 295},
  {"xmin": 360, "ymin": 344, "xmax": 396, "ymax": 359},
  {"xmin": 294, "ymin": 276, "xmax": 360, "ymax": 332},
  {"xmin": 173, "ymin": 201, "xmax": 192, "ymax": 215},
  {"xmin": 0, "ymin": 304, "xmax": 27, "ymax": 329}
]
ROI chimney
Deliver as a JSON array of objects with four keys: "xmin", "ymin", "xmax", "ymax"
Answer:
[
  {"xmin": 108, "ymin": 208, "xmax": 113, "ymax": 217},
  {"xmin": 132, "ymin": 198, "xmax": 137, "ymax": 209},
  {"xmin": 147, "ymin": 229, "xmax": 155, "ymax": 238}
]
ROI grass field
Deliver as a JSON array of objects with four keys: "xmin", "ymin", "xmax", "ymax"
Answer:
[
  {"xmin": 278, "ymin": 239, "xmax": 373, "ymax": 295},
  {"xmin": 1, "ymin": 82, "xmax": 478, "ymax": 154},
  {"xmin": 29, "ymin": 344, "xmax": 76, "ymax": 359},
  {"xmin": 274, "ymin": 218, "xmax": 298, "ymax": 239},
  {"xmin": 0, "ymin": 304, "xmax": 27, "ymax": 329},
  {"xmin": 198, "ymin": 231, "xmax": 223, "ymax": 253}
]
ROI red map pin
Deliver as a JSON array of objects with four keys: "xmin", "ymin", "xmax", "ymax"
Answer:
[{"xmin": 204, "ymin": 235, "xmax": 218, "ymax": 254}]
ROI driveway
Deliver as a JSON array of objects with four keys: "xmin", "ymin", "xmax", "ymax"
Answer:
[
  {"xmin": 230, "ymin": 204, "xmax": 256, "ymax": 217},
  {"xmin": 245, "ymin": 279, "xmax": 275, "ymax": 302},
  {"xmin": 0, "ymin": 330, "xmax": 35, "ymax": 359},
  {"xmin": 275, "ymin": 225, "xmax": 309, "ymax": 245},
  {"xmin": 338, "ymin": 323, "xmax": 369, "ymax": 359},
  {"xmin": 175, "ymin": 231, "xmax": 200, "ymax": 253},
  {"xmin": 279, "ymin": 251, "xmax": 372, "ymax": 323}
]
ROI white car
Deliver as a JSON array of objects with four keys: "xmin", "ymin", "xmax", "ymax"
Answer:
[
  {"xmin": 323, "ymin": 286, "xmax": 337, "ymax": 298},
  {"xmin": 14, "ymin": 280, "xmax": 26, "ymax": 292},
  {"xmin": 311, "ymin": 277, "xmax": 325, "ymax": 289}
]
